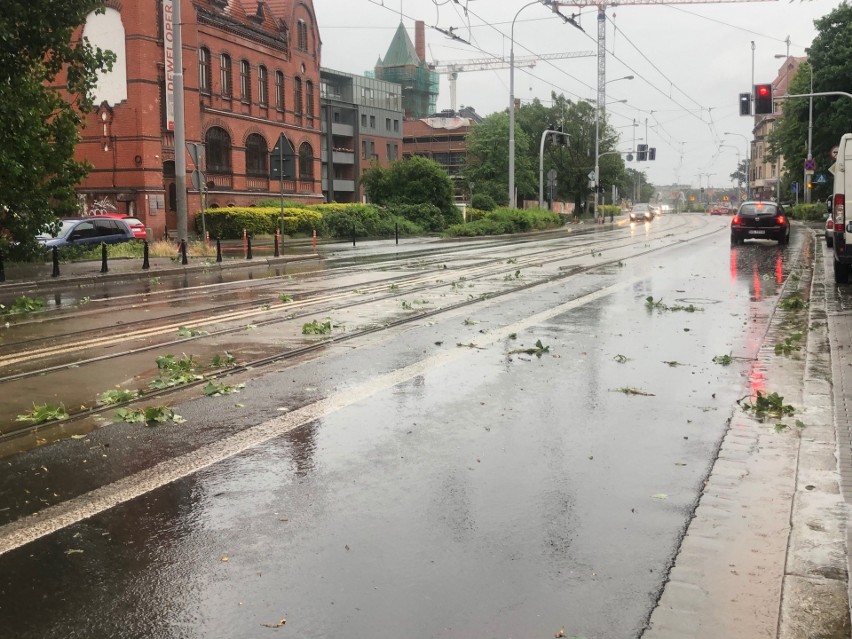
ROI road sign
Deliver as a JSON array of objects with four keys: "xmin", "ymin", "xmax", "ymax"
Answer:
[
  {"xmin": 832, "ymin": 145, "xmax": 839, "ymax": 159},
  {"xmin": 722, "ymin": 195, "xmax": 729, "ymax": 201},
  {"xmin": 804, "ymin": 158, "xmax": 816, "ymax": 171},
  {"xmin": 270, "ymin": 133, "xmax": 296, "ymax": 180},
  {"xmin": 186, "ymin": 142, "xmax": 204, "ymax": 167},
  {"xmin": 829, "ymin": 162, "xmax": 837, "ymax": 176},
  {"xmin": 587, "ymin": 171, "xmax": 595, "ymax": 181},
  {"xmin": 547, "ymin": 169, "xmax": 557, "ymax": 182},
  {"xmin": 791, "ymin": 181, "xmax": 799, "ymax": 194},
  {"xmin": 815, "ymin": 173, "xmax": 828, "ymax": 184}
]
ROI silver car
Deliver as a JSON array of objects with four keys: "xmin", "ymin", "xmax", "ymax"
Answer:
[{"xmin": 629, "ymin": 203, "xmax": 655, "ymax": 222}]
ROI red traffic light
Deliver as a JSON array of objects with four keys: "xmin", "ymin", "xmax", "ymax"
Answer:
[{"xmin": 757, "ymin": 85, "xmax": 770, "ymax": 97}]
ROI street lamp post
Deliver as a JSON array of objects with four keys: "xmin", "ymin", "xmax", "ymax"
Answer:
[
  {"xmin": 594, "ymin": 76, "xmax": 633, "ymax": 223},
  {"xmin": 509, "ymin": 0, "xmax": 542, "ymax": 209}
]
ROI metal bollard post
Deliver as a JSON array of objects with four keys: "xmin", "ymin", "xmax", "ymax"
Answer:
[
  {"xmin": 216, "ymin": 238, "xmax": 222, "ymax": 263},
  {"xmin": 246, "ymin": 235, "xmax": 253, "ymax": 260},
  {"xmin": 395, "ymin": 222, "xmax": 399, "ymax": 245},
  {"xmin": 0, "ymin": 248, "xmax": 5, "ymax": 282},
  {"xmin": 312, "ymin": 229, "xmax": 317, "ymax": 251},
  {"xmin": 142, "ymin": 241, "xmax": 150, "ymax": 270},
  {"xmin": 180, "ymin": 239, "xmax": 188, "ymax": 265},
  {"xmin": 100, "ymin": 243, "xmax": 108, "ymax": 273},
  {"xmin": 274, "ymin": 231, "xmax": 280, "ymax": 257},
  {"xmin": 352, "ymin": 223, "xmax": 356, "ymax": 247},
  {"xmin": 52, "ymin": 247, "xmax": 60, "ymax": 277}
]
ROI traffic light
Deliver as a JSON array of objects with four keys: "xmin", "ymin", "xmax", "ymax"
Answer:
[
  {"xmin": 754, "ymin": 84, "xmax": 773, "ymax": 115},
  {"xmin": 637, "ymin": 143, "xmax": 648, "ymax": 161},
  {"xmin": 648, "ymin": 147, "xmax": 656, "ymax": 161},
  {"xmin": 739, "ymin": 92, "xmax": 751, "ymax": 116},
  {"xmin": 807, "ymin": 180, "xmax": 813, "ymax": 190}
]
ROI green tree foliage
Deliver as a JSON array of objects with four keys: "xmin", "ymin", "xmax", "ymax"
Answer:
[
  {"xmin": 463, "ymin": 111, "xmax": 535, "ymax": 206},
  {"xmin": 361, "ymin": 155, "xmax": 461, "ymax": 228},
  {"xmin": 769, "ymin": 4, "xmax": 852, "ymax": 201},
  {"xmin": 730, "ymin": 159, "xmax": 748, "ymax": 187},
  {"xmin": 0, "ymin": 1, "xmax": 115, "ymax": 257}
]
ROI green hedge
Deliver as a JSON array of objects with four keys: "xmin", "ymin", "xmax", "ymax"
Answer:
[
  {"xmin": 313, "ymin": 203, "xmax": 422, "ymax": 238},
  {"xmin": 444, "ymin": 207, "xmax": 561, "ymax": 237},
  {"xmin": 198, "ymin": 206, "xmax": 321, "ymax": 238},
  {"xmin": 599, "ymin": 205, "xmax": 621, "ymax": 217},
  {"xmin": 788, "ymin": 203, "xmax": 828, "ymax": 221},
  {"xmin": 471, "ymin": 193, "xmax": 498, "ymax": 212}
]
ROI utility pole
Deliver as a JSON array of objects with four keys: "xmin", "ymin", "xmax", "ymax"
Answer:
[{"xmin": 172, "ymin": 0, "xmax": 188, "ymax": 241}]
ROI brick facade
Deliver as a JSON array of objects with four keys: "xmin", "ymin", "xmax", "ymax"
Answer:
[{"xmin": 75, "ymin": 0, "xmax": 321, "ymax": 239}]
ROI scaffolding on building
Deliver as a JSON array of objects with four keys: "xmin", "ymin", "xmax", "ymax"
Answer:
[{"xmin": 376, "ymin": 64, "xmax": 438, "ymax": 120}]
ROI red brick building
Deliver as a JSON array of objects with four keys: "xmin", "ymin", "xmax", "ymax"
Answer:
[{"xmin": 75, "ymin": 0, "xmax": 322, "ymax": 238}]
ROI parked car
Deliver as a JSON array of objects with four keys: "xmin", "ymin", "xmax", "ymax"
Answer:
[
  {"xmin": 629, "ymin": 203, "xmax": 655, "ymax": 222},
  {"xmin": 710, "ymin": 204, "xmax": 733, "ymax": 216},
  {"xmin": 37, "ymin": 217, "xmax": 136, "ymax": 248},
  {"xmin": 96, "ymin": 213, "xmax": 147, "ymax": 239},
  {"xmin": 730, "ymin": 201, "xmax": 790, "ymax": 245},
  {"xmin": 826, "ymin": 215, "xmax": 835, "ymax": 248}
]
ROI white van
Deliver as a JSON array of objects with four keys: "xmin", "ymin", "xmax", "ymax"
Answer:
[{"xmin": 832, "ymin": 133, "xmax": 852, "ymax": 283}]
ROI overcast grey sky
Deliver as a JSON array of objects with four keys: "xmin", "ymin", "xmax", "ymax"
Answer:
[{"xmin": 315, "ymin": 0, "xmax": 842, "ymax": 190}]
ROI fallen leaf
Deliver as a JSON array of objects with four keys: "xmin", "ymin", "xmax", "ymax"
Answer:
[
  {"xmin": 221, "ymin": 556, "xmax": 229, "ymax": 562},
  {"xmin": 652, "ymin": 493, "xmax": 668, "ymax": 500},
  {"xmin": 261, "ymin": 618, "xmax": 286, "ymax": 628},
  {"xmin": 555, "ymin": 627, "xmax": 566, "ymax": 638},
  {"xmin": 64, "ymin": 548, "xmax": 84, "ymax": 555}
]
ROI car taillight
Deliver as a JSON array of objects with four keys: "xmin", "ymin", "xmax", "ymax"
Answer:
[
  {"xmin": 732, "ymin": 215, "xmax": 740, "ymax": 225},
  {"xmin": 837, "ymin": 194, "xmax": 845, "ymax": 226},
  {"xmin": 828, "ymin": 219, "xmax": 834, "ymax": 230},
  {"xmin": 776, "ymin": 215, "xmax": 786, "ymax": 224}
]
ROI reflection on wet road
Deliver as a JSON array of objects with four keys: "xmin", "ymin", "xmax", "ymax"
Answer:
[{"xmin": 0, "ymin": 216, "xmax": 806, "ymax": 638}]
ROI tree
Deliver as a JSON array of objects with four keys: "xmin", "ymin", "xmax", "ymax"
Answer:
[
  {"xmin": 0, "ymin": 1, "xmax": 114, "ymax": 257},
  {"xmin": 360, "ymin": 156, "xmax": 461, "ymax": 228},
  {"xmin": 769, "ymin": 3, "xmax": 852, "ymax": 201},
  {"xmin": 730, "ymin": 159, "xmax": 748, "ymax": 187},
  {"xmin": 463, "ymin": 111, "xmax": 535, "ymax": 206}
]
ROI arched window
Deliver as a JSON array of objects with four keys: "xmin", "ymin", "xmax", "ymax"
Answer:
[
  {"xmin": 240, "ymin": 60, "xmax": 251, "ymax": 102},
  {"xmin": 299, "ymin": 142, "xmax": 314, "ymax": 180},
  {"xmin": 294, "ymin": 77, "xmax": 302, "ymax": 116},
  {"xmin": 205, "ymin": 127, "xmax": 232, "ymax": 174},
  {"xmin": 297, "ymin": 20, "xmax": 308, "ymax": 51},
  {"xmin": 258, "ymin": 65, "xmax": 268, "ymax": 105},
  {"xmin": 198, "ymin": 47, "xmax": 211, "ymax": 93},
  {"xmin": 245, "ymin": 134, "xmax": 268, "ymax": 177},
  {"xmin": 220, "ymin": 53, "xmax": 232, "ymax": 98},
  {"xmin": 305, "ymin": 80, "xmax": 314, "ymax": 120},
  {"xmin": 275, "ymin": 71, "xmax": 284, "ymax": 110}
]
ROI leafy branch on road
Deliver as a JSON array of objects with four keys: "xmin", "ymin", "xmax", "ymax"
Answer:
[
  {"xmin": 613, "ymin": 354, "xmax": 629, "ymax": 363},
  {"xmin": 712, "ymin": 354, "xmax": 734, "ymax": 366},
  {"xmin": 740, "ymin": 391, "xmax": 796, "ymax": 420},
  {"xmin": 148, "ymin": 354, "xmax": 203, "ymax": 389},
  {"xmin": 177, "ymin": 326, "xmax": 208, "ymax": 338},
  {"xmin": 16, "ymin": 403, "xmax": 69, "ymax": 424},
  {"xmin": 509, "ymin": 339, "xmax": 550, "ymax": 357},
  {"xmin": 302, "ymin": 319, "xmax": 333, "ymax": 335},
  {"xmin": 774, "ymin": 332, "xmax": 802, "ymax": 356},
  {"xmin": 780, "ymin": 293, "xmax": 808, "ymax": 311},
  {"xmin": 114, "ymin": 406, "xmax": 184, "ymax": 426},
  {"xmin": 613, "ymin": 387, "xmax": 655, "ymax": 396},
  {"xmin": 203, "ymin": 381, "xmax": 245, "ymax": 397},
  {"xmin": 0, "ymin": 296, "xmax": 45, "ymax": 316},
  {"xmin": 645, "ymin": 296, "xmax": 703, "ymax": 313},
  {"xmin": 98, "ymin": 388, "xmax": 139, "ymax": 405}
]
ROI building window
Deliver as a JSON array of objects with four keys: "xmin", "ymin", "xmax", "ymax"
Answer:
[
  {"xmin": 369, "ymin": 115, "xmax": 375, "ymax": 128},
  {"xmin": 275, "ymin": 71, "xmax": 284, "ymax": 109},
  {"xmin": 297, "ymin": 20, "xmax": 308, "ymax": 51},
  {"xmin": 220, "ymin": 54, "xmax": 232, "ymax": 98},
  {"xmin": 294, "ymin": 77, "xmax": 303, "ymax": 116},
  {"xmin": 198, "ymin": 47, "xmax": 211, "ymax": 93},
  {"xmin": 394, "ymin": 119, "xmax": 399, "ymax": 132},
  {"xmin": 240, "ymin": 60, "xmax": 251, "ymax": 102},
  {"xmin": 305, "ymin": 80, "xmax": 314, "ymax": 120},
  {"xmin": 361, "ymin": 140, "xmax": 367, "ymax": 159},
  {"xmin": 245, "ymin": 133, "xmax": 268, "ymax": 177},
  {"xmin": 386, "ymin": 143, "xmax": 391, "ymax": 159},
  {"xmin": 258, "ymin": 65, "xmax": 268, "ymax": 106},
  {"xmin": 299, "ymin": 142, "xmax": 314, "ymax": 179},
  {"xmin": 385, "ymin": 118, "xmax": 391, "ymax": 130},
  {"xmin": 205, "ymin": 126, "xmax": 232, "ymax": 174}
]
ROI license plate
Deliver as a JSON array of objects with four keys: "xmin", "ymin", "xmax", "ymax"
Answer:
[{"xmin": 748, "ymin": 230, "xmax": 766, "ymax": 235}]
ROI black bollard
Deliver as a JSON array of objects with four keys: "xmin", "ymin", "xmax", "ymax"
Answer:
[
  {"xmin": 52, "ymin": 247, "xmax": 60, "ymax": 277},
  {"xmin": 216, "ymin": 238, "xmax": 222, "ymax": 263},
  {"xmin": 352, "ymin": 223, "xmax": 356, "ymax": 247},
  {"xmin": 100, "ymin": 243, "xmax": 108, "ymax": 273},
  {"xmin": 0, "ymin": 248, "xmax": 5, "ymax": 282},
  {"xmin": 395, "ymin": 222, "xmax": 399, "ymax": 245},
  {"xmin": 180, "ymin": 239, "xmax": 188, "ymax": 265},
  {"xmin": 142, "ymin": 241, "xmax": 150, "ymax": 270},
  {"xmin": 246, "ymin": 235, "xmax": 253, "ymax": 260},
  {"xmin": 274, "ymin": 232, "xmax": 280, "ymax": 257}
]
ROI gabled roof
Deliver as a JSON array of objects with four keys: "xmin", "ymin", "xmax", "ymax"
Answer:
[{"xmin": 380, "ymin": 22, "xmax": 421, "ymax": 67}]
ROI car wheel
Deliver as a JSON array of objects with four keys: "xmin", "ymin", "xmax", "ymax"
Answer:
[
  {"xmin": 827, "ymin": 236, "xmax": 834, "ymax": 248},
  {"xmin": 834, "ymin": 258, "xmax": 850, "ymax": 284},
  {"xmin": 779, "ymin": 231, "xmax": 789, "ymax": 245},
  {"xmin": 731, "ymin": 235, "xmax": 741, "ymax": 246}
]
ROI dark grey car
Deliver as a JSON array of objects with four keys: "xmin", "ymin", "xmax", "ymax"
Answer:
[{"xmin": 730, "ymin": 201, "xmax": 790, "ymax": 245}]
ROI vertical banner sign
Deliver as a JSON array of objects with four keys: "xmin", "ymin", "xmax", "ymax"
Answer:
[{"xmin": 163, "ymin": 0, "xmax": 176, "ymax": 131}]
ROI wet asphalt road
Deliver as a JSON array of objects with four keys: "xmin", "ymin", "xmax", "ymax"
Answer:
[{"xmin": 0, "ymin": 215, "xmax": 804, "ymax": 638}]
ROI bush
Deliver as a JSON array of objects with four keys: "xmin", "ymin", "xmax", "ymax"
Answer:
[
  {"xmin": 311, "ymin": 203, "xmax": 422, "ymax": 238},
  {"xmin": 465, "ymin": 208, "xmax": 488, "ymax": 222},
  {"xmin": 471, "ymin": 193, "xmax": 498, "ymax": 211},
  {"xmin": 444, "ymin": 207, "xmax": 561, "ymax": 237},
  {"xmin": 385, "ymin": 203, "xmax": 443, "ymax": 232},
  {"xmin": 199, "ymin": 206, "xmax": 321, "ymax": 239},
  {"xmin": 599, "ymin": 205, "xmax": 621, "ymax": 218},
  {"xmin": 788, "ymin": 203, "xmax": 828, "ymax": 221}
]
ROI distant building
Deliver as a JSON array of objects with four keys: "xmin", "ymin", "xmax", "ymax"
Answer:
[
  {"xmin": 320, "ymin": 68, "xmax": 404, "ymax": 203},
  {"xmin": 750, "ymin": 56, "xmax": 806, "ymax": 201},
  {"xmin": 69, "ymin": 0, "xmax": 322, "ymax": 239},
  {"xmin": 374, "ymin": 21, "xmax": 438, "ymax": 120}
]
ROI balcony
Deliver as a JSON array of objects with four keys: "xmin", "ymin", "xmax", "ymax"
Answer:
[
  {"xmin": 246, "ymin": 176, "xmax": 269, "ymax": 192},
  {"xmin": 333, "ymin": 150, "xmax": 354, "ymax": 164},
  {"xmin": 323, "ymin": 178, "xmax": 355, "ymax": 192},
  {"xmin": 331, "ymin": 122, "xmax": 354, "ymax": 137},
  {"xmin": 207, "ymin": 174, "xmax": 233, "ymax": 189}
]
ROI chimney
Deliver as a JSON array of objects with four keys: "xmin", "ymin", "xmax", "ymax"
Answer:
[{"xmin": 415, "ymin": 21, "xmax": 425, "ymax": 62}]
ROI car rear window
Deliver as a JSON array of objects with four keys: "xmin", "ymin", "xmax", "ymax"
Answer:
[{"xmin": 740, "ymin": 203, "xmax": 778, "ymax": 216}]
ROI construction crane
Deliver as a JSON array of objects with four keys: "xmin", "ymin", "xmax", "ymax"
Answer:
[
  {"xmin": 548, "ymin": 0, "xmax": 776, "ymax": 126},
  {"xmin": 431, "ymin": 51, "xmax": 595, "ymax": 112}
]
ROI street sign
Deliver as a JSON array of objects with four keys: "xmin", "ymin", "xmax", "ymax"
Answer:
[
  {"xmin": 689, "ymin": 195, "xmax": 695, "ymax": 202},
  {"xmin": 270, "ymin": 133, "xmax": 296, "ymax": 180},
  {"xmin": 791, "ymin": 181, "xmax": 799, "ymax": 194},
  {"xmin": 186, "ymin": 142, "xmax": 204, "ymax": 167},
  {"xmin": 547, "ymin": 169, "xmax": 557, "ymax": 182},
  {"xmin": 832, "ymin": 145, "xmax": 839, "ymax": 159},
  {"xmin": 815, "ymin": 173, "xmax": 828, "ymax": 184},
  {"xmin": 587, "ymin": 171, "xmax": 595, "ymax": 181},
  {"xmin": 722, "ymin": 195, "xmax": 729, "ymax": 201},
  {"xmin": 829, "ymin": 162, "xmax": 837, "ymax": 176},
  {"xmin": 804, "ymin": 158, "xmax": 816, "ymax": 171}
]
